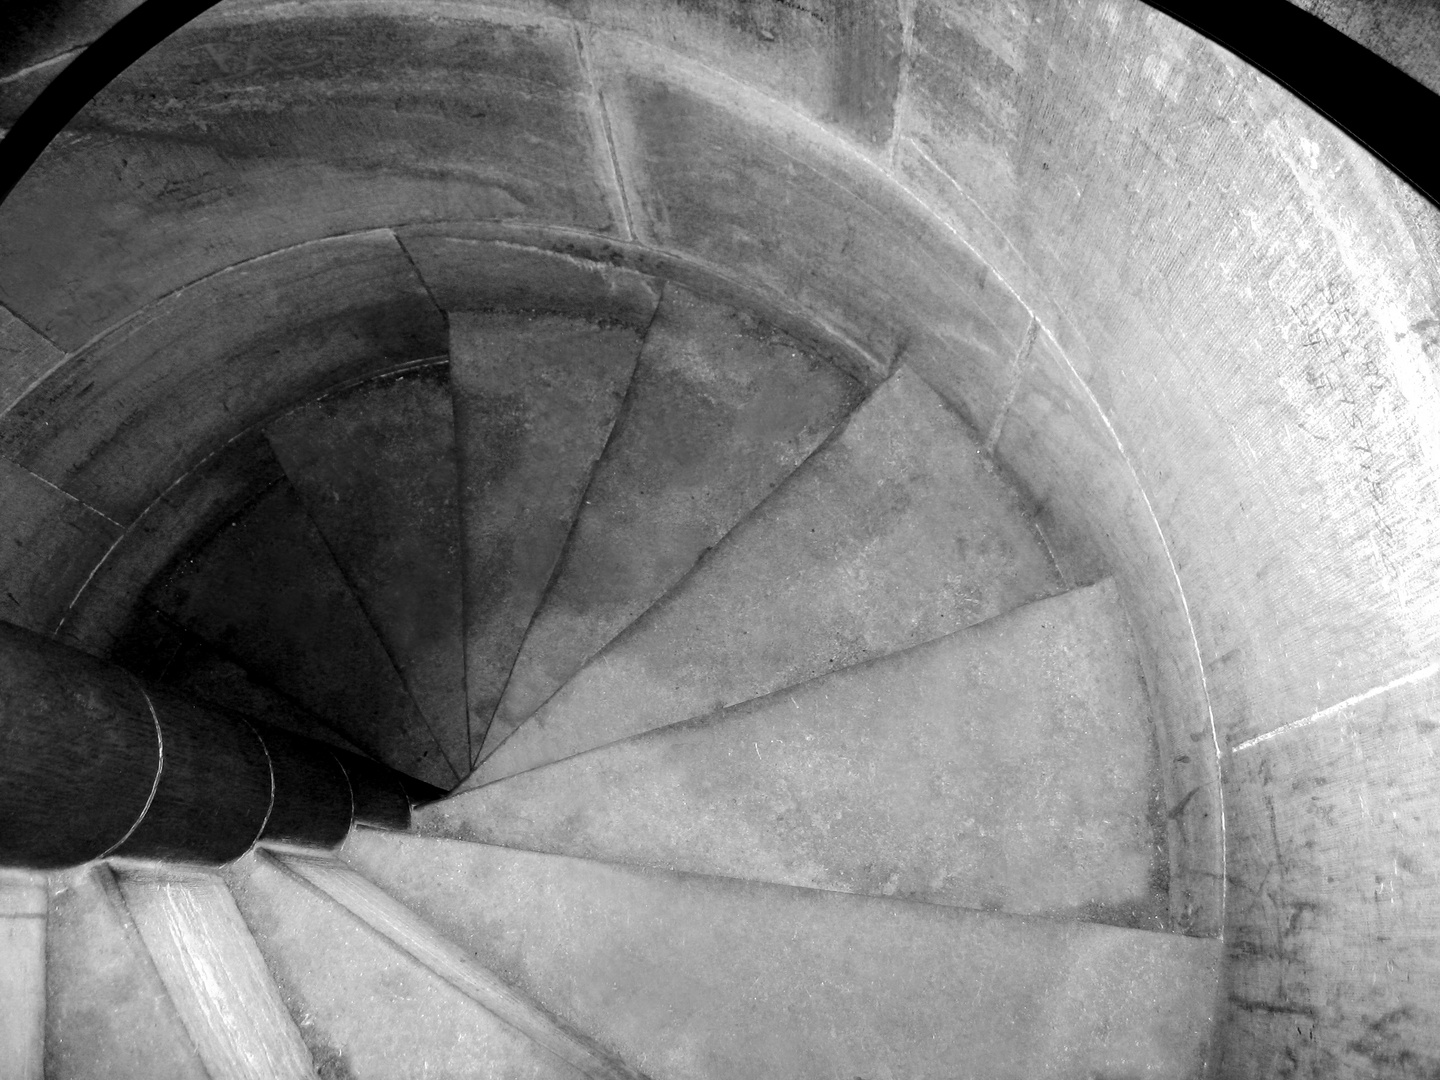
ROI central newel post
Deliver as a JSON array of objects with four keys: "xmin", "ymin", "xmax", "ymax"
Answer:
[{"xmin": 0, "ymin": 620, "xmax": 443, "ymax": 870}]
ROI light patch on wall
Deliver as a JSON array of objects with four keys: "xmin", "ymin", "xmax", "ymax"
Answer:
[
  {"xmin": 933, "ymin": 0, "xmax": 1028, "ymax": 73},
  {"xmin": 1141, "ymin": 53, "xmax": 1184, "ymax": 103},
  {"xmin": 1388, "ymin": 328, "xmax": 1440, "ymax": 476}
]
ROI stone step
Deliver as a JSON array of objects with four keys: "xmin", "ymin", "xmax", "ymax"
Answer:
[
  {"xmin": 59, "ymin": 430, "xmax": 287, "ymax": 660},
  {"xmin": 110, "ymin": 608, "xmax": 366, "ymax": 756},
  {"xmin": 225, "ymin": 852, "xmax": 590, "ymax": 1080},
  {"xmin": 266, "ymin": 364, "xmax": 470, "ymax": 770},
  {"xmin": 116, "ymin": 864, "xmax": 316, "ymax": 1080},
  {"xmin": 0, "ymin": 456, "xmax": 120, "ymax": 641},
  {"xmin": 1, "ymin": 870, "xmax": 47, "ymax": 1080},
  {"xmin": 478, "ymin": 284, "xmax": 865, "ymax": 760},
  {"xmin": 424, "ymin": 580, "xmax": 1165, "ymax": 924},
  {"xmin": 469, "ymin": 365, "xmax": 1062, "ymax": 786},
  {"xmin": 449, "ymin": 313, "xmax": 643, "ymax": 760},
  {"xmin": 156, "ymin": 635, "xmax": 368, "ymax": 756},
  {"xmin": 43, "ymin": 865, "xmax": 208, "ymax": 1080},
  {"xmin": 344, "ymin": 831, "xmax": 1221, "ymax": 1080},
  {"xmin": 143, "ymin": 477, "xmax": 457, "ymax": 787}
]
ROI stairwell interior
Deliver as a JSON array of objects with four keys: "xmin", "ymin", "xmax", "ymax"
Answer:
[{"xmin": 1, "ymin": 0, "xmax": 1437, "ymax": 1077}]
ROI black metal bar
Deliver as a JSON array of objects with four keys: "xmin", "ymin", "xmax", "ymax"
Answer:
[
  {"xmin": 0, "ymin": 0, "xmax": 223, "ymax": 204},
  {"xmin": 1145, "ymin": 0, "xmax": 1437, "ymax": 207},
  {"xmin": 0, "ymin": 0, "xmax": 224, "ymax": 203}
]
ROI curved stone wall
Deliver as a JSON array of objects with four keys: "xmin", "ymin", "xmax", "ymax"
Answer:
[{"xmin": 1, "ymin": 0, "xmax": 1437, "ymax": 1074}]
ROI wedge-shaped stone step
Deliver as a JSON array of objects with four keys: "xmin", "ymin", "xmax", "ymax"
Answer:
[
  {"xmin": 425, "ymin": 580, "xmax": 1162, "ymax": 922},
  {"xmin": 157, "ymin": 638, "xmax": 368, "ymax": 755},
  {"xmin": 450, "ymin": 313, "xmax": 642, "ymax": 759},
  {"xmin": 111, "ymin": 608, "xmax": 366, "ymax": 756},
  {"xmin": 266, "ymin": 364, "xmax": 469, "ymax": 770},
  {"xmin": 471, "ymin": 365, "xmax": 1062, "ymax": 786},
  {"xmin": 43, "ymin": 865, "xmax": 209, "ymax": 1080},
  {"xmin": 0, "ymin": 456, "xmax": 120, "ymax": 640},
  {"xmin": 345, "ymin": 832, "xmax": 1220, "ymax": 1080},
  {"xmin": 272, "ymin": 851, "xmax": 649, "ymax": 1080},
  {"xmin": 115, "ymin": 865, "xmax": 316, "ymax": 1080},
  {"xmin": 59, "ymin": 429, "xmax": 286, "ymax": 659},
  {"xmin": 226, "ymin": 851, "xmax": 594, "ymax": 1080},
  {"xmin": 480, "ymin": 284, "xmax": 864, "ymax": 758},
  {"xmin": 1, "ymin": 870, "xmax": 47, "ymax": 1080},
  {"xmin": 145, "ymin": 478, "xmax": 457, "ymax": 787}
]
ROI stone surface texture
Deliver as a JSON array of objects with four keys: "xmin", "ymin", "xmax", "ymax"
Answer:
[
  {"xmin": 0, "ymin": 305, "xmax": 62, "ymax": 417},
  {"xmin": 142, "ymin": 479, "xmax": 457, "ymax": 787},
  {"xmin": 115, "ymin": 867, "xmax": 315, "ymax": 1080},
  {"xmin": 449, "ymin": 312, "xmax": 642, "ymax": 758},
  {"xmin": 266, "ymin": 365, "xmax": 470, "ymax": 770},
  {"xmin": 227, "ymin": 853, "xmax": 584, "ymax": 1080},
  {"xmin": 44, "ymin": 866, "xmax": 208, "ymax": 1080},
  {"xmin": 472, "ymin": 365, "xmax": 1061, "ymax": 785},
  {"xmin": 483, "ymin": 282, "xmax": 863, "ymax": 756},
  {"xmin": 346, "ymin": 831, "xmax": 1221, "ymax": 1080},
  {"xmin": 57, "ymin": 431, "xmax": 287, "ymax": 658},
  {"xmin": 0, "ymin": 456, "xmax": 120, "ymax": 637},
  {"xmin": 0, "ymin": 233, "xmax": 446, "ymax": 524},
  {"xmin": 0, "ymin": 870, "xmax": 46, "ymax": 1080},
  {"xmin": 430, "ymin": 580, "xmax": 1166, "ymax": 924}
]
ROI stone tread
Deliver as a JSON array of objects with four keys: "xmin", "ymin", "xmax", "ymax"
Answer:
[
  {"xmin": 0, "ymin": 457, "xmax": 121, "ymax": 640},
  {"xmin": 2, "ymin": 870, "xmax": 47, "ymax": 1080},
  {"xmin": 115, "ymin": 866, "xmax": 315, "ymax": 1080},
  {"xmin": 266, "ymin": 364, "xmax": 470, "ymax": 770},
  {"xmin": 425, "ymin": 579, "xmax": 1166, "ymax": 924},
  {"xmin": 109, "ymin": 607, "xmax": 367, "ymax": 756},
  {"xmin": 226, "ymin": 852, "xmax": 586, "ymax": 1080},
  {"xmin": 449, "ymin": 312, "xmax": 643, "ymax": 760},
  {"xmin": 143, "ymin": 477, "xmax": 458, "ymax": 787},
  {"xmin": 344, "ymin": 830, "xmax": 1221, "ymax": 1080},
  {"xmin": 470, "ymin": 365, "xmax": 1062, "ymax": 786},
  {"xmin": 148, "ymin": 633, "xmax": 369, "ymax": 756},
  {"xmin": 43, "ymin": 865, "xmax": 209, "ymax": 1080},
  {"xmin": 482, "ymin": 283, "xmax": 864, "ymax": 758},
  {"xmin": 58, "ymin": 430, "xmax": 287, "ymax": 659}
]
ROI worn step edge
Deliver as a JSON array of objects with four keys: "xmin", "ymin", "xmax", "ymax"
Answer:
[
  {"xmin": 471, "ymin": 383, "xmax": 869, "ymax": 772},
  {"xmin": 271, "ymin": 849, "xmax": 651, "ymax": 1080},
  {"xmin": 468, "ymin": 365, "xmax": 1063, "ymax": 788},
  {"xmin": 263, "ymin": 361, "xmax": 471, "ymax": 771},
  {"xmin": 479, "ymin": 284, "xmax": 867, "ymax": 762},
  {"xmin": 113, "ymin": 861, "xmax": 317, "ymax": 1080},
  {"xmin": 458, "ymin": 577, "xmax": 1119, "ymax": 794},
  {"xmin": 388, "ymin": 831, "xmax": 1207, "ymax": 945},
  {"xmin": 267, "ymin": 473, "xmax": 468, "ymax": 780},
  {"xmin": 449, "ymin": 312, "xmax": 648, "ymax": 757},
  {"xmin": 343, "ymin": 832, "xmax": 1224, "ymax": 1080}
]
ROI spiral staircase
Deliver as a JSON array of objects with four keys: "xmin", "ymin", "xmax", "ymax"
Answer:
[
  {"xmin": 5, "ymin": 0, "xmax": 1440, "ymax": 1076},
  {"xmin": 7, "ymin": 276, "xmax": 1220, "ymax": 1077}
]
